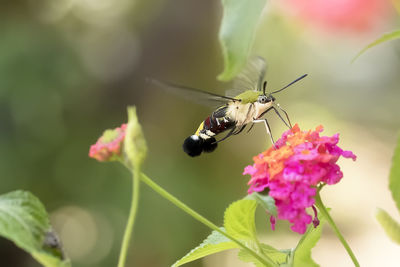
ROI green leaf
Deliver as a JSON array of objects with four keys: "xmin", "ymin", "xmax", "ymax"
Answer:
[
  {"xmin": 389, "ymin": 134, "xmax": 400, "ymax": 213},
  {"xmin": 224, "ymin": 199, "xmax": 258, "ymax": 241},
  {"xmin": 125, "ymin": 106, "xmax": 148, "ymax": 168},
  {"xmin": 33, "ymin": 252, "xmax": 71, "ymax": 267},
  {"xmin": 352, "ymin": 29, "xmax": 400, "ymax": 62},
  {"xmin": 218, "ymin": 0, "xmax": 267, "ymax": 81},
  {"xmin": 0, "ymin": 190, "xmax": 70, "ymax": 267},
  {"xmin": 376, "ymin": 208, "xmax": 400, "ymax": 245},
  {"xmin": 238, "ymin": 243, "xmax": 288, "ymax": 267},
  {"xmin": 172, "ymin": 228, "xmax": 238, "ymax": 267},
  {"xmin": 246, "ymin": 192, "xmax": 277, "ymax": 216},
  {"xmin": 293, "ymin": 214, "xmax": 326, "ymax": 267}
]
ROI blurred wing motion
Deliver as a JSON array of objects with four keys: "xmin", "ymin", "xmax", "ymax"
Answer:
[
  {"xmin": 148, "ymin": 79, "xmax": 238, "ymax": 107},
  {"xmin": 226, "ymin": 56, "xmax": 267, "ymax": 97}
]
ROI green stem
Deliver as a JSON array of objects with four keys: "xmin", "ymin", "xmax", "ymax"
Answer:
[
  {"xmin": 117, "ymin": 167, "xmax": 141, "ymax": 267},
  {"xmin": 314, "ymin": 192, "xmax": 360, "ymax": 267},
  {"xmin": 140, "ymin": 172, "xmax": 278, "ymax": 267}
]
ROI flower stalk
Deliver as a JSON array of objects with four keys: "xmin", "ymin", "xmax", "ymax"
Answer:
[
  {"xmin": 139, "ymin": 172, "xmax": 278, "ymax": 267},
  {"xmin": 314, "ymin": 190, "xmax": 360, "ymax": 267},
  {"xmin": 117, "ymin": 167, "xmax": 141, "ymax": 267}
]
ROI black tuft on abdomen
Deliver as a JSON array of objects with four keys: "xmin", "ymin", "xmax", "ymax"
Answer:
[
  {"xmin": 183, "ymin": 135, "xmax": 218, "ymax": 157},
  {"xmin": 202, "ymin": 137, "xmax": 217, "ymax": 153}
]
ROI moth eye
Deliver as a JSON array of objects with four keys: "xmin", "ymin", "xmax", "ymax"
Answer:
[{"xmin": 258, "ymin": 96, "xmax": 267, "ymax": 103}]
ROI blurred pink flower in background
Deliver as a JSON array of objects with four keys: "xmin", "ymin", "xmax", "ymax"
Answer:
[
  {"xmin": 89, "ymin": 124, "xmax": 127, "ymax": 162},
  {"xmin": 279, "ymin": 0, "xmax": 392, "ymax": 33}
]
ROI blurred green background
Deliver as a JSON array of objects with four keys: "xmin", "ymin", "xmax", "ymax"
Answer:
[{"xmin": 1, "ymin": 0, "xmax": 400, "ymax": 266}]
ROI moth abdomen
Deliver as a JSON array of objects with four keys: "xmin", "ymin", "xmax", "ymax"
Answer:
[{"xmin": 182, "ymin": 135, "xmax": 218, "ymax": 157}]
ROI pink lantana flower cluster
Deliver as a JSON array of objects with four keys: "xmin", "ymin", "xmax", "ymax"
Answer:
[
  {"xmin": 243, "ymin": 124, "xmax": 356, "ymax": 234},
  {"xmin": 89, "ymin": 124, "xmax": 127, "ymax": 162}
]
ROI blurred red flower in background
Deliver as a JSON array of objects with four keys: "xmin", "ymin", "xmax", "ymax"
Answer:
[{"xmin": 280, "ymin": 0, "xmax": 392, "ymax": 33}]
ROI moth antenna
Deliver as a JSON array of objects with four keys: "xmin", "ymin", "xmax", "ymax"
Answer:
[{"xmin": 271, "ymin": 74, "xmax": 308, "ymax": 94}]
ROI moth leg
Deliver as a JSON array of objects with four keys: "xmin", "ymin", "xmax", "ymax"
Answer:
[
  {"xmin": 252, "ymin": 119, "xmax": 276, "ymax": 148},
  {"xmin": 214, "ymin": 127, "xmax": 236, "ymax": 144},
  {"xmin": 233, "ymin": 125, "xmax": 247, "ymax": 135},
  {"xmin": 275, "ymin": 103, "xmax": 292, "ymax": 128},
  {"xmin": 246, "ymin": 123, "xmax": 255, "ymax": 133},
  {"xmin": 272, "ymin": 106, "xmax": 291, "ymax": 129},
  {"xmin": 256, "ymin": 105, "xmax": 290, "ymax": 129}
]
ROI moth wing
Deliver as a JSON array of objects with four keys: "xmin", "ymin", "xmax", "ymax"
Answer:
[
  {"xmin": 148, "ymin": 79, "xmax": 238, "ymax": 107},
  {"xmin": 226, "ymin": 56, "xmax": 267, "ymax": 98}
]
